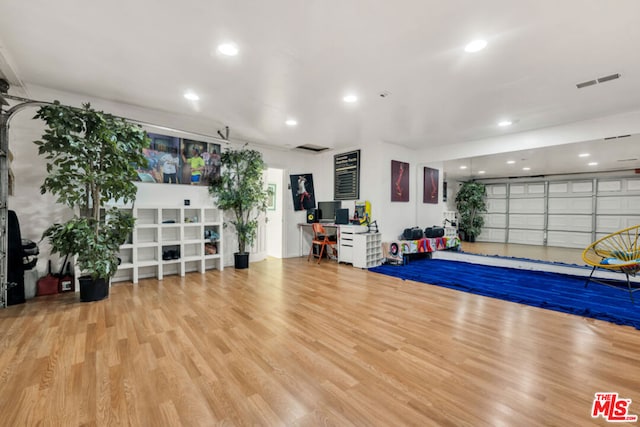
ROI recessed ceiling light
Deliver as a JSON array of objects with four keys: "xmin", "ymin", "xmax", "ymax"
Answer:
[
  {"xmin": 498, "ymin": 120, "xmax": 513, "ymax": 127},
  {"xmin": 464, "ymin": 39, "xmax": 488, "ymax": 53},
  {"xmin": 579, "ymin": 153, "xmax": 590, "ymax": 158},
  {"xmin": 343, "ymin": 94, "xmax": 358, "ymax": 103},
  {"xmin": 478, "ymin": 170, "xmax": 486, "ymax": 174},
  {"xmin": 285, "ymin": 119, "xmax": 298, "ymax": 126},
  {"xmin": 522, "ymin": 167, "xmax": 531, "ymax": 171},
  {"xmin": 507, "ymin": 160, "xmax": 516, "ymax": 164},
  {"xmin": 460, "ymin": 165, "xmax": 467, "ymax": 170},
  {"xmin": 218, "ymin": 43, "xmax": 239, "ymax": 56},
  {"xmin": 184, "ymin": 92, "xmax": 200, "ymax": 101},
  {"xmin": 588, "ymin": 162, "xmax": 598, "ymax": 166}
]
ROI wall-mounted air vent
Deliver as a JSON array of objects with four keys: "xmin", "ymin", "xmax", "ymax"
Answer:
[
  {"xmin": 294, "ymin": 144, "xmax": 329, "ymax": 153},
  {"xmin": 576, "ymin": 73, "xmax": 621, "ymax": 89}
]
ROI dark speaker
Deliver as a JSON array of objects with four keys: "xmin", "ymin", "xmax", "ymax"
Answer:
[
  {"xmin": 335, "ymin": 208, "xmax": 349, "ymax": 225},
  {"xmin": 306, "ymin": 209, "xmax": 319, "ymax": 223}
]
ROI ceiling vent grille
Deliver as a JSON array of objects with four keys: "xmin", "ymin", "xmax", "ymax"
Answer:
[
  {"xmin": 576, "ymin": 80, "xmax": 597, "ymax": 89},
  {"xmin": 597, "ymin": 73, "xmax": 620, "ymax": 83},
  {"xmin": 604, "ymin": 134, "xmax": 631, "ymax": 140},
  {"xmin": 294, "ymin": 144, "xmax": 329, "ymax": 153},
  {"xmin": 577, "ymin": 73, "xmax": 621, "ymax": 89}
]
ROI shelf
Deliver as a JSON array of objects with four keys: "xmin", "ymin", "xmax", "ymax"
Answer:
[
  {"xmin": 137, "ymin": 242, "xmax": 159, "ymax": 248},
  {"xmin": 137, "ymin": 223, "xmax": 159, "ymax": 229},
  {"xmin": 115, "ymin": 205, "xmax": 223, "ymax": 283},
  {"xmin": 138, "ymin": 260, "xmax": 159, "ymax": 267}
]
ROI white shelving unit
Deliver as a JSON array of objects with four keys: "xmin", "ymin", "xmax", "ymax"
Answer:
[
  {"xmin": 112, "ymin": 205, "xmax": 223, "ymax": 283},
  {"xmin": 352, "ymin": 233, "xmax": 383, "ymax": 269},
  {"xmin": 443, "ymin": 210, "xmax": 458, "ymax": 237}
]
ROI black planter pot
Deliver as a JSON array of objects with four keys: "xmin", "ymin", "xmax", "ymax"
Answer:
[
  {"xmin": 79, "ymin": 275, "xmax": 110, "ymax": 302},
  {"xmin": 234, "ymin": 253, "xmax": 250, "ymax": 269}
]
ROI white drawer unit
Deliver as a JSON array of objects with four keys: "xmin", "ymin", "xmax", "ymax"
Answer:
[
  {"xmin": 353, "ymin": 233, "xmax": 383, "ymax": 269},
  {"xmin": 338, "ymin": 224, "xmax": 367, "ymax": 264}
]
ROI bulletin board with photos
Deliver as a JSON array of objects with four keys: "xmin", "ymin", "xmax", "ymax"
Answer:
[{"xmin": 137, "ymin": 133, "xmax": 221, "ymax": 185}]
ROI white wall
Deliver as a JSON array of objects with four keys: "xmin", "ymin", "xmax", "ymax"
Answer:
[
  {"xmin": 7, "ymin": 86, "xmax": 465, "ymax": 270},
  {"xmin": 307, "ymin": 141, "xmax": 447, "ymax": 242},
  {"xmin": 5, "ymin": 90, "xmax": 316, "ymax": 270},
  {"xmin": 265, "ymin": 168, "xmax": 284, "ymax": 258},
  {"xmin": 7, "ymin": 112, "xmax": 72, "ymax": 276}
]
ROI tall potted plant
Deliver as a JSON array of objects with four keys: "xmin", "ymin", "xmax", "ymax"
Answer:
[
  {"xmin": 455, "ymin": 181, "xmax": 487, "ymax": 242},
  {"xmin": 35, "ymin": 101, "xmax": 149, "ymax": 301},
  {"xmin": 209, "ymin": 147, "xmax": 268, "ymax": 269}
]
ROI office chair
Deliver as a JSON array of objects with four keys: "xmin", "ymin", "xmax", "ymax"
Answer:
[{"xmin": 307, "ymin": 223, "xmax": 337, "ymax": 264}]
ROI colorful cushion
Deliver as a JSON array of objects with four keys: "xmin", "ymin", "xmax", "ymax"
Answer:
[{"xmin": 601, "ymin": 257, "xmax": 640, "ymax": 265}]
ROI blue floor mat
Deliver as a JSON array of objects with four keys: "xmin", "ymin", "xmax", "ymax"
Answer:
[{"xmin": 370, "ymin": 258, "xmax": 640, "ymax": 329}]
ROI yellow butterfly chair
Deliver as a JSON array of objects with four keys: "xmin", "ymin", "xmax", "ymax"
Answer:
[{"xmin": 582, "ymin": 224, "xmax": 640, "ymax": 303}]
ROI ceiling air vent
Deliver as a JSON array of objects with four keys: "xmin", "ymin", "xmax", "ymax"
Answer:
[
  {"xmin": 605, "ymin": 134, "xmax": 632, "ymax": 140},
  {"xmin": 597, "ymin": 73, "xmax": 620, "ymax": 83},
  {"xmin": 576, "ymin": 80, "xmax": 597, "ymax": 89},
  {"xmin": 577, "ymin": 73, "xmax": 621, "ymax": 89},
  {"xmin": 294, "ymin": 144, "xmax": 329, "ymax": 153}
]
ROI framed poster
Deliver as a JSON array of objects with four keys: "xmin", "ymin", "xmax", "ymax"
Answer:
[
  {"xmin": 334, "ymin": 150, "xmax": 360, "ymax": 200},
  {"xmin": 267, "ymin": 183, "xmax": 276, "ymax": 210},
  {"xmin": 290, "ymin": 173, "xmax": 316, "ymax": 211},
  {"xmin": 391, "ymin": 160, "xmax": 409, "ymax": 202},
  {"xmin": 137, "ymin": 133, "xmax": 221, "ymax": 186},
  {"xmin": 423, "ymin": 167, "xmax": 439, "ymax": 204}
]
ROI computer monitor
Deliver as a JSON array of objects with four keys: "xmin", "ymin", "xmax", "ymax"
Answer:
[{"xmin": 317, "ymin": 201, "xmax": 342, "ymax": 223}]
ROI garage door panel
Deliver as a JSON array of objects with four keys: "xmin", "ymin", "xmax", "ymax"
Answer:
[
  {"xmin": 597, "ymin": 196, "xmax": 640, "ymax": 214},
  {"xmin": 477, "ymin": 228, "xmax": 506, "ymax": 243},
  {"xmin": 596, "ymin": 215, "xmax": 640, "ymax": 233},
  {"xmin": 508, "ymin": 229, "xmax": 544, "ymax": 245},
  {"xmin": 546, "ymin": 231, "xmax": 592, "ymax": 249},
  {"xmin": 509, "ymin": 214, "xmax": 544, "ymax": 230},
  {"xmin": 547, "ymin": 215, "xmax": 592, "ymax": 232},
  {"xmin": 548, "ymin": 197, "xmax": 592, "ymax": 214},
  {"xmin": 509, "ymin": 198, "xmax": 545, "ymax": 214},
  {"xmin": 486, "ymin": 199, "xmax": 507, "ymax": 213},
  {"xmin": 483, "ymin": 213, "xmax": 506, "ymax": 228}
]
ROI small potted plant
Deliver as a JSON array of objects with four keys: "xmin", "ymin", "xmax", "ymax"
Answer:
[
  {"xmin": 209, "ymin": 146, "xmax": 268, "ymax": 269},
  {"xmin": 455, "ymin": 181, "xmax": 487, "ymax": 242},
  {"xmin": 35, "ymin": 101, "xmax": 149, "ymax": 301}
]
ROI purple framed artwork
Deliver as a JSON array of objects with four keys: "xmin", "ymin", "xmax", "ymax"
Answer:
[
  {"xmin": 391, "ymin": 160, "xmax": 409, "ymax": 202},
  {"xmin": 423, "ymin": 167, "xmax": 439, "ymax": 204}
]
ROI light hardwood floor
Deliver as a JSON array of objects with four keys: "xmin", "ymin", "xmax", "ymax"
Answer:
[{"xmin": 1, "ymin": 257, "xmax": 639, "ymax": 426}]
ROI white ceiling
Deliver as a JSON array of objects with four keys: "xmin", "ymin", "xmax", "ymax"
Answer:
[{"xmin": 2, "ymin": 0, "xmax": 640, "ymax": 171}]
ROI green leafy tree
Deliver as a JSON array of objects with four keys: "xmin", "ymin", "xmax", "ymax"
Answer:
[
  {"xmin": 455, "ymin": 182, "xmax": 487, "ymax": 239},
  {"xmin": 34, "ymin": 101, "xmax": 150, "ymax": 279},
  {"xmin": 209, "ymin": 147, "xmax": 268, "ymax": 254}
]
